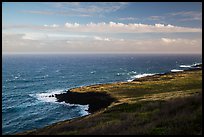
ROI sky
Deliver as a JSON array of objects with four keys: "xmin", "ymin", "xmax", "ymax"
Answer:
[{"xmin": 2, "ymin": 2, "xmax": 202, "ymax": 54}]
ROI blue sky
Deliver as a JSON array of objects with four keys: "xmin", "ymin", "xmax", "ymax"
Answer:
[
  {"xmin": 3, "ymin": 2, "xmax": 202, "ymax": 27},
  {"xmin": 2, "ymin": 2, "xmax": 202, "ymax": 54}
]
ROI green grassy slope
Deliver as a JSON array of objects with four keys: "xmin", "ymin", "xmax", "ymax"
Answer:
[{"xmin": 20, "ymin": 69, "xmax": 202, "ymax": 135}]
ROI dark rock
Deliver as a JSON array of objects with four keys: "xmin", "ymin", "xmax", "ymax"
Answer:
[{"xmin": 55, "ymin": 90, "xmax": 116, "ymax": 113}]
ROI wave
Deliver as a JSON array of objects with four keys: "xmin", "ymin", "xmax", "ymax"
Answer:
[
  {"xmin": 90, "ymin": 71, "xmax": 96, "ymax": 74},
  {"xmin": 179, "ymin": 65, "xmax": 192, "ymax": 68},
  {"xmin": 58, "ymin": 101, "xmax": 89, "ymax": 115},
  {"xmin": 171, "ymin": 69, "xmax": 184, "ymax": 72},
  {"xmin": 29, "ymin": 89, "xmax": 66, "ymax": 103},
  {"xmin": 116, "ymin": 72, "xmax": 126, "ymax": 76},
  {"xmin": 191, "ymin": 63, "xmax": 202, "ymax": 67},
  {"xmin": 29, "ymin": 89, "xmax": 90, "ymax": 115},
  {"xmin": 127, "ymin": 73, "xmax": 156, "ymax": 82},
  {"xmin": 179, "ymin": 62, "xmax": 202, "ymax": 68},
  {"xmin": 127, "ymin": 71, "xmax": 137, "ymax": 75}
]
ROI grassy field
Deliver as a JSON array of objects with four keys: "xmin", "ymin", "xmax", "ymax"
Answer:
[{"xmin": 20, "ymin": 69, "xmax": 202, "ymax": 135}]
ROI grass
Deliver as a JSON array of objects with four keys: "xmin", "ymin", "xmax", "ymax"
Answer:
[{"xmin": 19, "ymin": 69, "xmax": 202, "ymax": 135}]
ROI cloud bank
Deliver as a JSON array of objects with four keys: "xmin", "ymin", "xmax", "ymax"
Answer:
[
  {"xmin": 2, "ymin": 32, "xmax": 202, "ymax": 54},
  {"xmin": 43, "ymin": 22, "xmax": 201, "ymax": 33}
]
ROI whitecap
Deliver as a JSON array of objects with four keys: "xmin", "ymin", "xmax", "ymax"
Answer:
[
  {"xmin": 127, "ymin": 79, "xmax": 133, "ymax": 82},
  {"xmin": 127, "ymin": 73, "xmax": 156, "ymax": 82},
  {"xmin": 34, "ymin": 75, "xmax": 49, "ymax": 79},
  {"xmin": 180, "ymin": 63, "xmax": 202, "ymax": 68},
  {"xmin": 179, "ymin": 65, "xmax": 192, "ymax": 68},
  {"xmin": 127, "ymin": 71, "xmax": 136, "ymax": 76},
  {"xmin": 55, "ymin": 70, "xmax": 60, "ymax": 73},
  {"xmin": 131, "ymin": 71, "xmax": 137, "ymax": 74},
  {"xmin": 30, "ymin": 89, "xmax": 66, "ymax": 103},
  {"xmin": 90, "ymin": 71, "xmax": 96, "ymax": 74},
  {"xmin": 191, "ymin": 63, "xmax": 202, "ymax": 67},
  {"xmin": 171, "ymin": 69, "xmax": 183, "ymax": 72},
  {"xmin": 132, "ymin": 73, "xmax": 156, "ymax": 79}
]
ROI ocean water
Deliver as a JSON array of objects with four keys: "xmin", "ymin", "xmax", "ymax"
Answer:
[{"xmin": 2, "ymin": 54, "xmax": 202, "ymax": 134}]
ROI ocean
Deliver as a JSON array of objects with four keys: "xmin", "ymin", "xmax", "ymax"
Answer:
[{"xmin": 2, "ymin": 54, "xmax": 202, "ymax": 134}]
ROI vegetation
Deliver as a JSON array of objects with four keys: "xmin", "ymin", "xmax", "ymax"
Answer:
[{"xmin": 19, "ymin": 69, "xmax": 202, "ymax": 135}]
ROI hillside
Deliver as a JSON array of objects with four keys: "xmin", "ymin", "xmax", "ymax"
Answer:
[{"xmin": 20, "ymin": 68, "xmax": 202, "ymax": 135}]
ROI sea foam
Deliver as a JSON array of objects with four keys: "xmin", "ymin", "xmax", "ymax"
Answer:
[
  {"xmin": 179, "ymin": 65, "xmax": 192, "ymax": 68},
  {"xmin": 30, "ymin": 89, "xmax": 90, "ymax": 115},
  {"xmin": 180, "ymin": 63, "xmax": 202, "ymax": 68},
  {"xmin": 30, "ymin": 89, "xmax": 66, "ymax": 103},
  {"xmin": 171, "ymin": 69, "xmax": 184, "ymax": 72},
  {"xmin": 127, "ymin": 73, "xmax": 156, "ymax": 82}
]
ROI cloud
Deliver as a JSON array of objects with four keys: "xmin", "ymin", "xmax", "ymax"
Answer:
[
  {"xmin": 65, "ymin": 22, "xmax": 80, "ymax": 28},
  {"xmin": 148, "ymin": 16, "xmax": 165, "ymax": 21},
  {"xmin": 20, "ymin": 2, "xmax": 129, "ymax": 17},
  {"xmin": 63, "ymin": 22, "xmax": 201, "ymax": 33},
  {"xmin": 21, "ymin": 10, "xmax": 54, "ymax": 15},
  {"xmin": 22, "ymin": 33, "xmax": 48, "ymax": 40},
  {"xmin": 66, "ymin": 41, "xmax": 72, "ymax": 44},
  {"xmin": 94, "ymin": 36, "xmax": 110, "ymax": 41},
  {"xmin": 161, "ymin": 38, "xmax": 176, "ymax": 43},
  {"xmin": 69, "ymin": 2, "xmax": 128, "ymax": 13},
  {"xmin": 21, "ymin": 32, "xmax": 88, "ymax": 40},
  {"xmin": 4, "ymin": 22, "xmax": 201, "ymax": 33},
  {"xmin": 117, "ymin": 17, "xmax": 138, "ymax": 21},
  {"xmin": 3, "ymin": 22, "xmax": 202, "ymax": 34},
  {"xmin": 20, "ymin": 9, "xmax": 92, "ymax": 17},
  {"xmin": 161, "ymin": 37, "xmax": 201, "ymax": 46},
  {"xmin": 3, "ymin": 32, "xmax": 202, "ymax": 54},
  {"xmin": 169, "ymin": 11, "xmax": 202, "ymax": 21},
  {"xmin": 44, "ymin": 24, "xmax": 59, "ymax": 28}
]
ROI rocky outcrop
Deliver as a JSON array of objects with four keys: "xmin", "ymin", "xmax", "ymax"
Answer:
[{"xmin": 55, "ymin": 91, "xmax": 116, "ymax": 113}]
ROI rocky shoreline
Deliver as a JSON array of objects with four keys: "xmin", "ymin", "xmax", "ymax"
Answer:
[
  {"xmin": 17, "ymin": 63, "xmax": 202, "ymax": 135},
  {"xmin": 54, "ymin": 63, "xmax": 202, "ymax": 113},
  {"xmin": 55, "ymin": 91, "xmax": 116, "ymax": 113},
  {"xmin": 133, "ymin": 64, "xmax": 202, "ymax": 82}
]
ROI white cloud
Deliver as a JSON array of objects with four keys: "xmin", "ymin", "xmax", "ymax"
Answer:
[
  {"xmin": 4, "ymin": 22, "xmax": 202, "ymax": 33},
  {"xmin": 22, "ymin": 32, "xmax": 88, "ymax": 41},
  {"xmin": 94, "ymin": 36, "xmax": 103, "ymax": 41},
  {"xmin": 161, "ymin": 38, "xmax": 176, "ymax": 43},
  {"xmin": 66, "ymin": 41, "xmax": 72, "ymax": 44},
  {"xmin": 155, "ymin": 24, "xmax": 165, "ymax": 27},
  {"xmin": 3, "ymin": 32, "xmax": 202, "ymax": 54},
  {"xmin": 52, "ymin": 24, "xmax": 59, "ymax": 27},
  {"xmin": 65, "ymin": 22, "xmax": 80, "ymax": 28},
  {"xmin": 161, "ymin": 37, "xmax": 201, "ymax": 46},
  {"xmin": 104, "ymin": 38, "xmax": 110, "ymax": 41},
  {"xmin": 94, "ymin": 36, "xmax": 110, "ymax": 41},
  {"xmin": 22, "ymin": 33, "xmax": 48, "ymax": 40},
  {"xmin": 61, "ymin": 22, "xmax": 201, "ymax": 33},
  {"xmin": 44, "ymin": 24, "xmax": 59, "ymax": 28}
]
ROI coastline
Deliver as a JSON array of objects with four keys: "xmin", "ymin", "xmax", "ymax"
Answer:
[
  {"xmin": 54, "ymin": 64, "xmax": 202, "ymax": 113},
  {"xmin": 17, "ymin": 64, "xmax": 202, "ymax": 135}
]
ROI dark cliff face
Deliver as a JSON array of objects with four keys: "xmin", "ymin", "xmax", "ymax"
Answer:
[{"xmin": 55, "ymin": 91, "xmax": 116, "ymax": 113}]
